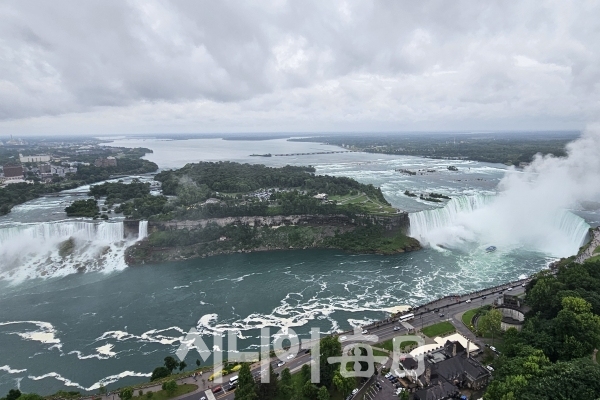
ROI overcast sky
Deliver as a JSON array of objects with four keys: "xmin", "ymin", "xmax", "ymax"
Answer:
[{"xmin": 1, "ymin": 1, "xmax": 599, "ymax": 135}]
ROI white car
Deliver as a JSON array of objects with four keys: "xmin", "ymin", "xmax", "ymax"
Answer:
[
  {"xmin": 490, "ymin": 346, "xmax": 497, "ymax": 353},
  {"xmin": 277, "ymin": 361, "xmax": 286, "ymax": 367},
  {"xmin": 393, "ymin": 326, "xmax": 400, "ymax": 331},
  {"xmin": 465, "ymin": 299, "xmax": 472, "ymax": 303},
  {"xmin": 351, "ymin": 388, "xmax": 358, "ymax": 395},
  {"xmin": 507, "ymin": 287, "xmax": 513, "ymax": 291},
  {"xmin": 340, "ymin": 336, "xmax": 348, "ymax": 342},
  {"xmin": 286, "ymin": 354, "xmax": 295, "ymax": 360},
  {"xmin": 486, "ymin": 365, "xmax": 494, "ymax": 372},
  {"xmin": 361, "ymin": 329, "xmax": 368, "ymax": 334}
]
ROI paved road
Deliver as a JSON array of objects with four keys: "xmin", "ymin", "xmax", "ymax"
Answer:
[{"xmin": 186, "ymin": 279, "xmax": 529, "ymax": 400}]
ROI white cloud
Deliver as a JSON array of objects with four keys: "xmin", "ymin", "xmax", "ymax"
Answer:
[{"xmin": 0, "ymin": 0, "xmax": 599, "ymax": 134}]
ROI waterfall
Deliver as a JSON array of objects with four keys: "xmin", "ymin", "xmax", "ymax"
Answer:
[
  {"xmin": 0, "ymin": 221, "xmax": 124, "ymax": 244},
  {"xmin": 409, "ymin": 194, "xmax": 590, "ymax": 257},
  {"xmin": 409, "ymin": 194, "xmax": 494, "ymax": 240},
  {"xmin": 0, "ymin": 221, "xmax": 130, "ymax": 281},
  {"xmin": 138, "ymin": 221, "xmax": 148, "ymax": 240}
]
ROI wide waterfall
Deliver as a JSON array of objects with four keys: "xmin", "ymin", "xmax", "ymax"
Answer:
[
  {"xmin": 0, "ymin": 220, "xmax": 146, "ymax": 281},
  {"xmin": 409, "ymin": 194, "xmax": 590, "ymax": 258},
  {"xmin": 409, "ymin": 194, "xmax": 495, "ymax": 241}
]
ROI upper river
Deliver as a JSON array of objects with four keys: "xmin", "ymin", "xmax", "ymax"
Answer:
[{"xmin": 0, "ymin": 137, "xmax": 597, "ymax": 395}]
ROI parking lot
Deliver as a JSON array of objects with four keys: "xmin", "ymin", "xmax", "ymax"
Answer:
[{"xmin": 361, "ymin": 371, "xmax": 406, "ymax": 400}]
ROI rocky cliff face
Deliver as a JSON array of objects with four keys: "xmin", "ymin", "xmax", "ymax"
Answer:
[{"xmin": 125, "ymin": 213, "xmax": 417, "ymax": 265}]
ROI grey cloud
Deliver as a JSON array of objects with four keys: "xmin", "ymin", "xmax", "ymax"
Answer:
[{"xmin": 0, "ymin": 0, "xmax": 599, "ymax": 132}]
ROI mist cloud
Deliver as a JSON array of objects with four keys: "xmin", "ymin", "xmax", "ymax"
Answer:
[
  {"xmin": 412, "ymin": 127, "xmax": 600, "ymax": 257},
  {"xmin": 1, "ymin": 1, "xmax": 600, "ymax": 134}
]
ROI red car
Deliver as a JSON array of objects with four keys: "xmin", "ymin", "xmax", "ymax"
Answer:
[{"xmin": 212, "ymin": 386, "xmax": 222, "ymax": 393}]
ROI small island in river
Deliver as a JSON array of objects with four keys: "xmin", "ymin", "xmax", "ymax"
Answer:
[{"xmin": 117, "ymin": 161, "xmax": 420, "ymax": 264}]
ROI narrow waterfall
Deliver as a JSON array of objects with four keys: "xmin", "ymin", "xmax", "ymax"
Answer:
[{"xmin": 138, "ymin": 221, "xmax": 148, "ymax": 240}]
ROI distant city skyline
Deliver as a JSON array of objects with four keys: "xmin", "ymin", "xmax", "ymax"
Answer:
[{"xmin": 1, "ymin": 1, "xmax": 599, "ymax": 135}]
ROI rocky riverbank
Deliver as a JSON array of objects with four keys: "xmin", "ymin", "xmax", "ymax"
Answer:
[{"xmin": 575, "ymin": 226, "xmax": 600, "ymax": 264}]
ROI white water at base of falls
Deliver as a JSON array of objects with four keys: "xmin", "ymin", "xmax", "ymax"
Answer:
[
  {"xmin": 0, "ymin": 221, "xmax": 146, "ymax": 282},
  {"xmin": 409, "ymin": 194, "xmax": 590, "ymax": 258}
]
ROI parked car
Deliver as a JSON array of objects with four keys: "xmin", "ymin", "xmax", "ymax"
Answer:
[
  {"xmin": 212, "ymin": 386, "xmax": 222, "ymax": 393},
  {"xmin": 362, "ymin": 329, "xmax": 368, "ymax": 334},
  {"xmin": 465, "ymin": 299, "xmax": 472, "ymax": 303},
  {"xmin": 439, "ymin": 313, "xmax": 445, "ymax": 317},
  {"xmin": 340, "ymin": 336, "xmax": 348, "ymax": 342},
  {"xmin": 490, "ymin": 346, "xmax": 498, "ymax": 353},
  {"xmin": 486, "ymin": 365, "xmax": 494, "ymax": 372},
  {"xmin": 507, "ymin": 287, "xmax": 513, "ymax": 291},
  {"xmin": 352, "ymin": 388, "xmax": 359, "ymax": 395},
  {"xmin": 277, "ymin": 361, "xmax": 286, "ymax": 367}
]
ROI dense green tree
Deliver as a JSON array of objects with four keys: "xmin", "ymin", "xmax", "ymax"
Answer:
[
  {"xmin": 332, "ymin": 371, "xmax": 354, "ymax": 397},
  {"xmin": 300, "ymin": 364, "xmax": 311, "ymax": 386},
  {"xmin": 65, "ymin": 198, "xmax": 99, "ymax": 217},
  {"xmin": 301, "ymin": 380, "xmax": 318, "ymax": 399},
  {"xmin": 234, "ymin": 363, "xmax": 257, "ymax": 400},
  {"xmin": 319, "ymin": 336, "xmax": 342, "ymax": 388},
  {"xmin": 161, "ymin": 380, "xmax": 177, "ymax": 395},
  {"xmin": 150, "ymin": 366, "xmax": 170, "ymax": 381},
  {"xmin": 178, "ymin": 361, "xmax": 187, "ymax": 372},
  {"xmin": 256, "ymin": 365, "xmax": 278, "ymax": 400},
  {"xmin": 163, "ymin": 356, "xmax": 179, "ymax": 373},
  {"xmin": 553, "ymin": 296, "xmax": 600, "ymax": 360},
  {"xmin": 5, "ymin": 389, "xmax": 21, "ymax": 400},
  {"xmin": 89, "ymin": 181, "xmax": 150, "ymax": 204},
  {"xmin": 278, "ymin": 367, "xmax": 293, "ymax": 398},
  {"xmin": 119, "ymin": 388, "xmax": 133, "ymax": 400},
  {"xmin": 280, "ymin": 368, "xmax": 292, "ymax": 387},
  {"xmin": 317, "ymin": 386, "xmax": 330, "ymax": 400},
  {"xmin": 478, "ymin": 308, "xmax": 503, "ymax": 344}
]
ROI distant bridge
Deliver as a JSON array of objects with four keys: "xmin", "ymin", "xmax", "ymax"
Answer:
[{"xmin": 272, "ymin": 150, "xmax": 356, "ymax": 157}]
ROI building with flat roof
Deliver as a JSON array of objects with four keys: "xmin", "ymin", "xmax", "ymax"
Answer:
[
  {"xmin": 3, "ymin": 165, "xmax": 23, "ymax": 178},
  {"xmin": 19, "ymin": 154, "xmax": 51, "ymax": 163}
]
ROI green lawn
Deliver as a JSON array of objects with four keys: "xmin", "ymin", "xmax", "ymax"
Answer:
[
  {"xmin": 379, "ymin": 339, "xmax": 394, "ymax": 352},
  {"xmin": 373, "ymin": 348, "xmax": 389, "ymax": 357},
  {"xmin": 422, "ymin": 321, "xmax": 456, "ymax": 338},
  {"xmin": 462, "ymin": 308, "xmax": 480, "ymax": 330},
  {"xmin": 378, "ymin": 338, "xmax": 419, "ymax": 352},
  {"xmin": 132, "ymin": 384, "xmax": 197, "ymax": 400},
  {"xmin": 330, "ymin": 193, "xmax": 397, "ymax": 215}
]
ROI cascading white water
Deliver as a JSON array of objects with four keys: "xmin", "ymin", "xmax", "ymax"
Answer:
[
  {"xmin": 409, "ymin": 194, "xmax": 494, "ymax": 241},
  {"xmin": 0, "ymin": 220, "xmax": 146, "ymax": 281},
  {"xmin": 409, "ymin": 194, "xmax": 590, "ymax": 257},
  {"xmin": 0, "ymin": 221, "xmax": 124, "ymax": 243},
  {"xmin": 138, "ymin": 220, "xmax": 148, "ymax": 240}
]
